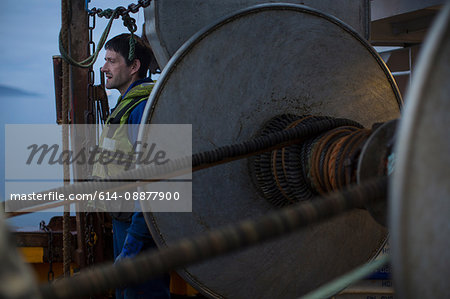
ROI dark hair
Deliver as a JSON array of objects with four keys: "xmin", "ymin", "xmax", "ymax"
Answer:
[{"xmin": 105, "ymin": 33, "xmax": 155, "ymax": 78}]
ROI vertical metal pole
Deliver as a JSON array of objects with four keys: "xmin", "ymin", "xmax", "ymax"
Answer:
[
  {"xmin": 68, "ymin": 0, "xmax": 107, "ymax": 268},
  {"xmin": 52, "ymin": 56, "xmax": 63, "ymax": 125},
  {"xmin": 60, "ymin": 0, "xmax": 71, "ymax": 278},
  {"xmin": 67, "ymin": 0, "xmax": 91, "ymax": 269},
  {"xmin": 68, "ymin": 0, "xmax": 90, "ymax": 160}
]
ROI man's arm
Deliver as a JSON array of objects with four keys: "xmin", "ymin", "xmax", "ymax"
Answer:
[{"xmin": 115, "ymin": 212, "xmax": 153, "ymax": 261}]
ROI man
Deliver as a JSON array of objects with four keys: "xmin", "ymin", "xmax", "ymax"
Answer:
[{"xmin": 93, "ymin": 33, "xmax": 170, "ymax": 299}]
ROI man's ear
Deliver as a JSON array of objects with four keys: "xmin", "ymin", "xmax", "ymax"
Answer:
[{"xmin": 131, "ymin": 59, "xmax": 141, "ymax": 76}]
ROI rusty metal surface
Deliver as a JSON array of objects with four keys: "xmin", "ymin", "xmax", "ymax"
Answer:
[
  {"xmin": 141, "ymin": 4, "xmax": 400, "ymax": 298},
  {"xmin": 390, "ymin": 3, "xmax": 450, "ymax": 298},
  {"xmin": 52, "ymin": 56, "xmax": 63, "ymax": 125},
  {"xmin": 144, "ymin": 0, "xmax": 370, "ymax": 68}
]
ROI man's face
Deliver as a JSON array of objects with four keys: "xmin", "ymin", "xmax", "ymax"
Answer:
[{"xmin": 101, "ymin": 50, "xmax": 134, "ymax": 94}]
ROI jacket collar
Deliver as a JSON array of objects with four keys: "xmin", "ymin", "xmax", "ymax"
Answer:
[{"xmin": 122, "ymin": 77, "xmax": 153, "ymax": 99}]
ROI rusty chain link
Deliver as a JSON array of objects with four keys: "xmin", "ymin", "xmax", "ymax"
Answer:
[
  {"xmin": 40, "ymin": 221, "xmax": 55, "ymax": 281},
  {"xmin": 84, "ymin": 213, "xmax": 96, "ymax": 266},
  {"xmin": 88, "ymin": 0, "xmax": 152, "ymax": 19},
  {"xmin": 60, "ymin": 0, "xmax": 151, "ymax": 68},
  {"xmin": 86, "ymin": 12, "xmax": 96, "ymax": 125},
  {"xmin": 85, "ymin": 10, "xmax": 109, "ymax": 126},
  {"xmin": 88, "ymin": 1, "xmax": 149, "ymax": 60}
]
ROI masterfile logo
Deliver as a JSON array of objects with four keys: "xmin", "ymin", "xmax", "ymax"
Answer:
[
  {"xmin": 25, "ymin": 141, "xmax": 170, "ymax": 171},
  {"xmin": 5, "ymin": 124, "xmax": 193, "ymax": 213}
]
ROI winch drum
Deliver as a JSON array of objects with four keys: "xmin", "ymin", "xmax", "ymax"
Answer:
[{"xmin": 140, "ymin": 4, "xmax": 401, "ymax": 298}]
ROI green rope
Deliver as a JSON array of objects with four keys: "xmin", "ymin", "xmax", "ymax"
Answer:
[
  {"xmin": 59, "ymin": 7, "xmax": 140, "ymax": 67},
  {"xmin": 300, "ymin": 255, "xmax": 391, "ymax": 299},
  {"xmin": 128, "ymin": 34, "xmax": 136, "ymax": 61},
  {"xmin": 121, "ymin": 13, "xmax": 137, "ymax": 61},
  {"xmin": 59, "ymin": 8, "xmax": 118, "ymax": 68}
]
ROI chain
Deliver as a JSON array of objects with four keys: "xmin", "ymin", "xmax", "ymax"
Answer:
[
  {"xmin": 86, "ymin": 13, "xmax": 109, "ymax": 133},
  {"xmin": 97, "ymin": 70, "xmax": 110, "ymax": 126},
  {"xmin": 84, "ymin": 213, "xmax": 97, "ymax": 266},
  {"xmin": 83, "ymin": 1, "xmax": 144, "ymax": 124},
  {"xmin": 86, "ymin": 12, "xmax": 96, "ymax": 125},
  {"xmin": 89, "ymin": 1, "xmax": 144, "ymax": 60},
  {"xmin": 40, "ymin": 221, "xmax": 55, "ymax": 282},
  {"xmin": 60, "ymin": 1, "xmax": 151, "ymax": 68},
  {"xmin": 88, "ymin": 0, "xmax": 152, "ymax": 18}
]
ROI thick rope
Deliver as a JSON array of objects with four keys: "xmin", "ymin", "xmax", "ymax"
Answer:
[
  {"xmin": 61, "ymin": 0, "xmax": 71, "ymax": 278},
  {"xmin": 123, "ymin": 14, "xmax": 137, "ymax": 60},
  {"xmin": 59, "ymin": 5, "xmax": 140, "ymax": 68},
  {"xmin": 7, "ymin": 118, "xmax": 369, "ymax": 213},
  {"xmin": 249, "ymin": 115, "xmax": 366, "ymax": 206},
  {"xmin": 58, "ymin": 8, "xmax": 118, "ymax": 68},
  {"xmin": 309, "ymin": 126, "xmax": 371, "ymax": 194},
  {"xmin": 38, "ymin": 176, "xmax": 387, "ymax": 299}
]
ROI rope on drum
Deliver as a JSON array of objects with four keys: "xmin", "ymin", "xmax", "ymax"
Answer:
[{"xmin": 250, "ymin": 114, "xmax": 372, "ymax": 207}]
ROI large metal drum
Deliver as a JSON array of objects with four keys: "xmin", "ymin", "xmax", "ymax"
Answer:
[
  {"xmin": 390, "ymin": 3, "xmax": 450, "ymax": 298},
  {"xmin": 144, "ymin": 0, "xmax": 370, "ymax": 68},
  {"xmin": 141, "ymin": 4, "xmax": 401, "ymax": 298}
]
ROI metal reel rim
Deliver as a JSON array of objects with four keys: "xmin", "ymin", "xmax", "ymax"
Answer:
[
  {"xmin": 139, "ymin": 3, "xmax": 402, "ymax": 298},
  {"xmin": 390, "ymin": 3, "xmax": 450, "ymax": 298},
  {"xmin": 140, "ymin": 3, "xmax": 402, "ymax": 127}
]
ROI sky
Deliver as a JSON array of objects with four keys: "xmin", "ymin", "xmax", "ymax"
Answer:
[{"xmin": 0, "ymin": 0, "xmax": 147, "ymax": 228}]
